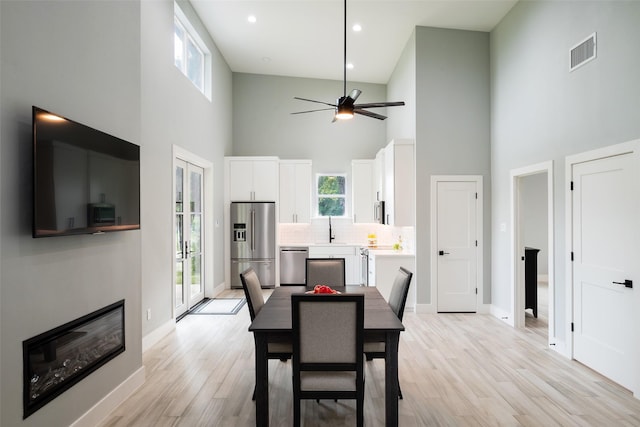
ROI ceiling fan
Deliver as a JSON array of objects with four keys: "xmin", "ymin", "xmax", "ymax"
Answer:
[{"xmin": 291, "ymin": 0, "xmax": 405, "ymax": 121}]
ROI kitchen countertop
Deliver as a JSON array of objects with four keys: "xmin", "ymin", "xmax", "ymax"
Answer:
[
  {"xmin": 279, "ymin": 243, "xmax": 414, "ymax": 255},
  {"xmin": 367, "ymin": 249, "xmax": 415, "ymax": 256}
]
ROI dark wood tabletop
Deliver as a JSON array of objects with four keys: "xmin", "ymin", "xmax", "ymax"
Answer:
[{"xmin": 249, "ymin": 285, "xmax": 404, "ymax": 333}]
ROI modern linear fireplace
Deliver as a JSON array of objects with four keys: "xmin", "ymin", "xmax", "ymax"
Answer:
[{"xmin": 23, "ymin": 300, "xmax": 125, "ymax": 418}]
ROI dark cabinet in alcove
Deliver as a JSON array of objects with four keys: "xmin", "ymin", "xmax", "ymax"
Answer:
[{"xmin": 525, "ymin": 247, "xmax": 540, "ymax": 318}]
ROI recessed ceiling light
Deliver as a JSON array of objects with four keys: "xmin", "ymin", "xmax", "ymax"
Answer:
[
  {"xmin": 247, "ymin": 15, "xmax": 257, "ymax": 23},
  {"xmin": 346, "ymin": 63, "xmax": 354, "ymax": 70},
  {"xmin": 352, "ymin": 23, "xmax": 362, "ymax": 32}
]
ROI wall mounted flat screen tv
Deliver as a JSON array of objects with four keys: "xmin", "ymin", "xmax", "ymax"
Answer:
[{"xmin": 33, "ymin": 106, "xmax": 140, "ymax": 237}]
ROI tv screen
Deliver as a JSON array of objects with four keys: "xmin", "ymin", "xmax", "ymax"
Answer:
[{"xmin": 33, "ymin": 106, "xmax": 140, "ymax": 237}]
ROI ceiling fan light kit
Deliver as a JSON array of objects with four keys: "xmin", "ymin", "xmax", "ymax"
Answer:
[
  {"xmin": 335, "ymin": 104, "xmax": 354, "ymax": 120},
  {"xmin": 292, "ymin": 0, "xmax": 405, "ymax": 122}
]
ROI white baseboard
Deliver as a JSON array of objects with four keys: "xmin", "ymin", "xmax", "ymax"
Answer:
[
  {"xmin": 490, "ymin": 304, "xmax": 514, "ymax": 327},
  {"xmin": 477, "ymin": 303, "xmax": 491, "ymax": 314},
  {"xmin": 548, "ymin": 339, "xmax": 569, "ymax": 358},
  {"xmin": 211, "ymin": 281, "xmax": 226, "ymax": 298},
  {"xmin": 142, "ymin": 318, "xmax": 175, "ymax": 353},
  {"xmin": 70, "ymin": 366, "xmax": 145, "ymax": 427},
  {"xmin": 415, "ymin": 303, "xmax": 435, "ymax": 313},
  {"xmin": 415, "ymin": 303, "xmax": 490, "ymax": 314}
]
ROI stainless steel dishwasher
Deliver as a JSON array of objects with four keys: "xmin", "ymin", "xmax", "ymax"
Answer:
[{"xmin": 279, "ymin": 247, "xmax": 309, "ymax": 285}]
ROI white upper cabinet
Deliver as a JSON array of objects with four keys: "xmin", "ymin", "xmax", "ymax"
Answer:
[
  {"xmin": 383, "ymin": 139, "xmax": 415, "ymax": 226},
  {"xmin": 226, "ymin": 157, "xmax": 279, "ymax": 201},
  {"xmin": 374, "ymin": 148, "xmax": 385, "ymax": 202},
  {"xmin": 279, "ymin": 160, "xmax": 312, "ymax": 223},
  {"xmin": 351, "ymin": 160, "xmax": 375, "ymax": 223}
]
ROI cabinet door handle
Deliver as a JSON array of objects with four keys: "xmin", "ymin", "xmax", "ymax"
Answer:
[{"xmin": 439, "ymin": 250, "xmax": 450, "ymax": 256}]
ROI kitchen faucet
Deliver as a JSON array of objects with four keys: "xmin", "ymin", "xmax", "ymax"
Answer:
[{"xmin": 329, "ymin": 216, "xmax": 335, "ymax": 243}]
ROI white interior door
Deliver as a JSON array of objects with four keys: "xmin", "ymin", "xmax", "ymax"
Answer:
[
  {"xmin": 436, "ymin": 180, "xmax": 478, "ymax": 312},
  {"xmin": 175, "ymin": 159, "xmax": 205, "ymax": 318},
  {"xmin": 572, "ymin": 153, "xmax": 635, "ymax": 390}
]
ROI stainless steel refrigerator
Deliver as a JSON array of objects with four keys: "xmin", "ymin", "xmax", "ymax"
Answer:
[{"xmin": 230, "ymin": 202, "xmax": 276, "ymax": 288}]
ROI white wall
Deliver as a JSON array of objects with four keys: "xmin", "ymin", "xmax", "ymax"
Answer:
[
  {"xmin": 0, "ymin": 2, "xmax": 142, "ymax": 425},
  {"xmin": 491, "ymin": 0, "xmax": 640, "ymax": 343}
]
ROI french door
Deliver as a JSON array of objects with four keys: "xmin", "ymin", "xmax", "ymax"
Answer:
[{"xmin": 175, "ymin": 159, "xmax": 205, "ymax": 318}]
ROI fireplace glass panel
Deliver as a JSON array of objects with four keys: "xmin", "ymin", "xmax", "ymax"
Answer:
[{"xmin": 23, "ymin": 300, "xmax": 125, "ymax": 418}]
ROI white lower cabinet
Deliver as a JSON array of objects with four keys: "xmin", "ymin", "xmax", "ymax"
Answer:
[
  {"xmin": 368, "ymin": 252, "xmax": 416, "ymax": 310},
  {"xmin": 308, "ymin": 245, "xmax": 360, "ymax": 285}
]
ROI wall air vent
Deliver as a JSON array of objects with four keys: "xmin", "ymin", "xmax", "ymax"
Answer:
[{"xmin": 570, "ymin": 33, "xmax": 597, "ymax": 71}]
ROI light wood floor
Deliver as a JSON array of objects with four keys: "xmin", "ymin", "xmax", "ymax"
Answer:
[
  {"xmin": 101, "ymin": 289, "xmax": 640, "ymax": 426},
  {"xmin": 525, "ymin": 280, "xmax": 548, "ymax": 340}
]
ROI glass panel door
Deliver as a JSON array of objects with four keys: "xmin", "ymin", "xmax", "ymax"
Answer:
[
  {"xmin": 175, "ymin": 161, "xmax": 186, "ymax": 314},
  {"xmin": 188, "ymin": 167, "xmax": 203, "ymax": 302},
  {"xmin": 175, "ymin": 159, "xmax": 205, "ymax": 318}
]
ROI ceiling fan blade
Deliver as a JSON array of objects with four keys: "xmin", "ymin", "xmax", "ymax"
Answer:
[
  {"xmin": 293, "ymin": 97, "xmax": 336, "ymax": 107},
  {"xmin": 353, "ymin": 101, "xmax": 406, "ymax": 109},
  {"xmin": 291, "ymin": 107, "xmax": 336, "ymax": 115},
  {"xmin": 348, "ymin": 89, "xmax": 362, "ymax": 102},
  {"xmin": 354, "ymin": 109, "xmax": 387, "ymax": 120}
]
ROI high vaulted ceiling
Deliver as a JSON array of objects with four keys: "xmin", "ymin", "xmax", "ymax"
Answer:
[{"xmin": 191, "ymin": 0, "xmax": 518, "ymax": 84}]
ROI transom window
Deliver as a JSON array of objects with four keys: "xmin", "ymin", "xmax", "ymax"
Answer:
[
  {"xmin": 174, "ymin": 3, "xmax": 211, "ymax": 99},
  {"xmin": 316, "ymin": 174, "xmax": 347, "ymax": 217}
]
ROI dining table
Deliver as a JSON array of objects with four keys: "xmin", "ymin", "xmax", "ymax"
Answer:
[{"xmin": 248, "ymin": 285, "xmax": 404, "ymax": 427}]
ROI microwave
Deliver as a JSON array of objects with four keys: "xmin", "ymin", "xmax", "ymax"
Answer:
[
  {"xmin": 88, "ymin": 203, "xmax": 116, "ymax": 226},
  {"xmin": 374, "ymin": 200, "xmax": 385, "ymax": 224}
]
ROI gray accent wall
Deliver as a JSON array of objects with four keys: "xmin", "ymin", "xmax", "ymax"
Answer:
[
  {"xmin": 232, "ymin": 73, "xmax": 388, "ymax": 173},
  {"xmin": 0, "ymin": 0, "xmax": 232, "ymax": 425},
  {"xmin": 520, "ymin": 173, "xmax": 548, "ymax": 275},
  {"xmin": 386, "ymin": 31, "xmax": 416, "ymax": 141},
  {"xmin": 141, "ymin": 0, "xmax": 231, "ymax": 338},
  {"xmin": 1, "ymin": 2, "xmax": 142, "ymax": 425},
  {"xmin": 387, "ymin": 26, "xmax": 491, "ymax": 306},
  {"xmin": 491, "ymin": 0, "xmax": 640, "ymax": 343}
]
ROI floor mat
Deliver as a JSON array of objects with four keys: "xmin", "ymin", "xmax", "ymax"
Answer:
[{"xmin": 189, "ymin": 298, "xmax": 246, "ymax": 315}]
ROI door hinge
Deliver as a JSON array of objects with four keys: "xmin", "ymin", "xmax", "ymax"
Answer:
[
  {"xmin": 570, "ymin": 181, "xmax": 574, "ymax": 191},
  {"xmin": 571, "ymin": 322, "xmax": 574, "ymax": 332},
  {"xmin": 571, "ymin": 252, "xmax": 574, "ymax": 261}
]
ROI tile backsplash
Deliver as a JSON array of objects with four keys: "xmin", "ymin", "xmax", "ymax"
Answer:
[{"xmin": 279, "ymin": 218, "xmax": 414, "ymax": 251}]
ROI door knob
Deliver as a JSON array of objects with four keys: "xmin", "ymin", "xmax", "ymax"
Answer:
[
  {"xmin": 438, "ymin": 250, "xmax": 450, "ymax": 256},
  {"xmin": 613, "ymin": 279, "xmax": 633, "ymax": 288}
]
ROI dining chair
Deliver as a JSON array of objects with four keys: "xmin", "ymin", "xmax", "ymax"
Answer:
[
  {"xmin": 364, "ymin": 266, "xmax": 413, "ymax": 399},
  {"xmin": 240, "ymin": 267, "xmax": 293, "ymax": 400},
  {"xmin": 305, "ymin": 257, "xmax": 346, "ymax": 289},
  {"xmin": 291, "ymin": 293, "xmax": 365, "ymax": 427}
]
